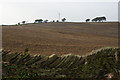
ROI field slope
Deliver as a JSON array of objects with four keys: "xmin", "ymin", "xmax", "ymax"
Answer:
[{"xmin": 2, "ymin": 22, "xmax": 118, "ymax": 55}]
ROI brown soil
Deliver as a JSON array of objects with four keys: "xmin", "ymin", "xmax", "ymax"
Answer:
[{"xmin": 2, "ymin": 22, "xmax": 118, "ymax": 55}]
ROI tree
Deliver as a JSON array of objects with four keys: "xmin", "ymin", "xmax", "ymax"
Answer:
[
  {"xmin": 100, "ymin": 16, "xmax": 106, "ymax": 22},
  {"xmin": 39, "ymin": 19, "xmax": 43, "ymax": 23},
  {"xmin": 56, "ymin": 20, "xmax": 59, "ymax": 22},
  {"xmin": 18, "ymin": 22, "xmax": 20, "ymax": 25},
  {"xmin": 86, "ymin": 19, "xmax": 90, "ymax": 22},
  {"xmin": 92, "ymin": 18, "xmax": 98, "ymax": 22},
  {"xmin": 92, "ymin": 16, "xmax": 106, "ymax": 22},
  {"xmin": 34, "ymin": 19, "xmax": 43, "ymax": 23},
  {"xmin": 22, "ymin": 21, "xmax": 26, "ymax": 24},
  {"xmin": 44, "ymin": 20, "xmax": 48, "ymax": 23},
  {"xmin": 62, "ymin": 18, "xmax": 66, "ymax": 22},
  {"xmin": 52, "ymin": 20, "xmax": 55, "ymax": 22},
  {"xmin": 34, "ymin": 20, "xmax": 38, "ymax": 23}
]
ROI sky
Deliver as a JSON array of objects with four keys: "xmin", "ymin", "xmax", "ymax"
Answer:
[{"xmin": 0, "ymin": 0, "xmax": 119, "ymax": 25}]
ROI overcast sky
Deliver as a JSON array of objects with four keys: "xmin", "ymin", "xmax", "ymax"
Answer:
[{"xmin": 0, "ymin": 0, "xmax": 119, "ymax": 25}]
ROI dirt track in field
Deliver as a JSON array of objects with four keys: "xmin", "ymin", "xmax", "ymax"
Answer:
[{"xmin": 2, "ymin": 22, "xmax": 118, "ymax": 55}]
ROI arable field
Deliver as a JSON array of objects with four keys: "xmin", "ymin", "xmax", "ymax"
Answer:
[{"xmin": 2, "ymin": 22, "xmax": 118, "ymax": 55}]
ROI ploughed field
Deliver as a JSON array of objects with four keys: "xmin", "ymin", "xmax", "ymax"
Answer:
[{"xmin": 2, "ymin": 22, "xmax": 118, "ymax": 55}]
